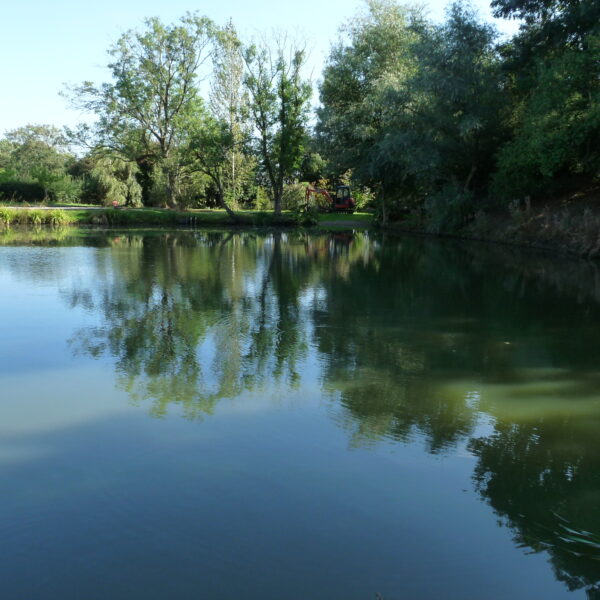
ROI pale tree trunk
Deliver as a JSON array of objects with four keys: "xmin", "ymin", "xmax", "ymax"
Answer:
[
  {"xmin": 231, "ymin": 150, "xmax": 237, "ymax": 209},
  {"xmin": 217, "ymin": 189, "xmax": 238, "ymax": 221},
  {"xmin": 214, "ymin": 172, "xmax": 238, "ymax": 222},
  {"xmin": 464, "ymin": 165, "xmax": 477, "ymax": 193},
  {"xmin": 381, "ymin": 188, "xmax": 388, "ymax": 226}
]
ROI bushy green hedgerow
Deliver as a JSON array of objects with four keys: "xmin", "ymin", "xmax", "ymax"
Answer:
[{"xmin": 0, "ymin": 182, "xmax": 47, "ymax": 202}]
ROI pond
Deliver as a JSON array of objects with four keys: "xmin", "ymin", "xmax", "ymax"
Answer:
[{"xmin": 1, "ymin": 228, "xmax": 599, "ymax": 599}]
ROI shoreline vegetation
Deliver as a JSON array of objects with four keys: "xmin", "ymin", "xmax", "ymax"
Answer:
[
  {"xmin": 3, "ymin": 201, "xmax": 600, "ymax": 262},
  {"xmin": 0, "ymin": 205, "xmax": 373, "ymax": 230}
]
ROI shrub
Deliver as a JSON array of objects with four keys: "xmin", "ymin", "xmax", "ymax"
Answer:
[
  {"xmin": 47, "ymin": 175, "xmax": 83, "ymax": 203},
  {"xmin": 47, "ymin": 209, "xmax": 75, "ymax": 227},
  {"xmin": 424, "ymin": 184, "xmax": 476, "ymax": 233},
  {"xmin": 352, "ymin": 186, "xmax": 375, "ymax": 210},
  {"xmin": 0, "ymin": 207, "xmax": 76, "ymax": 227},
  {"xmin": 26, "ymin": 210, "xmax": 45, "ymax": 226},
  {"xmin": 254, "ymin": 187, "xmax": 272, "ymax": 210},
  {"xmin": 296, "ymin": 205, "xmax": 319, "ymax": 227},
  {"xmin": 281, "ymin": 183, "xmax": 307, "ymax": 210},
  {"xmin": 12, "ymin": 209, "xmax": 28, "ymax": 225},
  {"xmin": 0, "ymin": 207, "xmax": 16, "ymax": 226},
  {"xmin": 90, "ymin": 158, "xmax": 143, "ymax": 207},
  {"xmin": 0, "ymin": 182, "xmax": 46, "ymax": 202}
]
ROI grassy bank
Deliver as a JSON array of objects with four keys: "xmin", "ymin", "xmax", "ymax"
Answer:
[
  {"xmin": 0, "ymin": 207, "xmax": 295, "ymax": 228},
  {"xmin": 0, "ymin": 206, "xmax": 374, "ymax": 229}
]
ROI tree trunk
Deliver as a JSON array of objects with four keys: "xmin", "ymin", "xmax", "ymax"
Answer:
[
  {"xmin": 231, "ymin": 150, "xmax": 236, "ymax": 209},
  {"xmin": 165, "ymin": 167, "xmax": 178, "ymax": 209},
  {"xmin": 274, "ymin": 180, "xmax": 283, "ymax": 216},
  {"xmin": 464, "ymin": 165, "xmax": 477, "ymax": 193},
  {"xmin": 216, "ymin": 178, "xmax": 238, "ymax": 222}
]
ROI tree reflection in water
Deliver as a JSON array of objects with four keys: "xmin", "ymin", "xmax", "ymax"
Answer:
[{"xmin": 46, "ymin": 229, "xmax": 600, "ymax": 595}]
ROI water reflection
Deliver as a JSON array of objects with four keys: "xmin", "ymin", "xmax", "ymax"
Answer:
[
  {"xmin": 62, "ymin": 231, "xmax": 373, "ymax": 419},
  {"xmin": 3, "ymin": 228, "xmax": 600, "ymax": 595},
  {"xmin": 470, "ymin": 410, "xmax": 600, "ymax": 596}
]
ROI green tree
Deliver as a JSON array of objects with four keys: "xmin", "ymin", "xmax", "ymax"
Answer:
[
  {"xmin": 490, "ymin": 0, "xmax": 600, "ymax": 199},
  {"xmin": 90, "ymin": 155, "xmax": 143, "ymax": 206},
  {"xmin": 4, "ymin": 124, "xmax": 72, "ymax": 174},
  {"xmin": 69, "ymin": 14, "xmax": 215, "ymax": 208},
  {"xmin": 210, "ymin": 21, "xmax": 255, "ymax": 208},
  {"xmin": 317, "ymin": 0, "xmax": 424, "ymax": 217},
  {"xmin": 299, "ymin": 151, "xmax": 326, "ymax": 183},
  {"xmin": 0, "ymin": 124, "xmax": 81, "ymax": 202},
  {"xmin": 393, "ymin": 2, "xmax": 505, "ymax": 229},
  {"xmin": 186, "ymin": 106, "xmax": 239, "ymax": 219},
  {"xmin": 493, "ymin": 36, "xmax": 600, "ymax": 198},
  {"xmin": 318, "ymin": 1, "xmax": 505, "ymax": 227},
  {"xmin": 244, "ymin": 37, "xmax": 311, "ymax": 215},
  {"xmin": 492, "ymin": 0, "xmax": 600, "ymax": 54}
]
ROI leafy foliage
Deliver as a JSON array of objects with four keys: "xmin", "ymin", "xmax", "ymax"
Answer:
[
  {"xmin": 89, "ymin": 156, "xmax": 143, "ymax": 206},
  {"xmin": 0, "ymin": 124, "xmax": 81, "ymax": 202},
  {"xmin": 318, "ymin": 1, "xmax": 505, "ymax": 226},
  {"xmin": 209, "ymin": 21, "xmax": 255, "ymax": 209},
  {"xmin": 0, "ymin": 181, "xmax": 47, "ymax": 202},
  {"xmin": 244, "ymin": 37, "xmax": 312, "ymax": 214},
  {"xmin": 317, "ymin": 0, "xmax": 600, "ymax": 228},
  {"xmin": 493, "ymin": 28, "xmax": 600, "ymax": 198},
  {"xmin": 2, "ymin": 2, "xmax": 598, "ymax": 227},
  {"xmin": 68, "ymin": 14, "xmax": 215, "ymax": 208}
]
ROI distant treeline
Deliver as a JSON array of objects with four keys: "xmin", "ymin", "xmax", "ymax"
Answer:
[{"xmin": 0, "ymin": 0, "xmax": 598, "ymax": 228}]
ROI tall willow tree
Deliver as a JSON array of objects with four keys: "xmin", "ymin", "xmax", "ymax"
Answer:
[
  {"xmin": 244, "ymin": 37, "xmax": 311, "ymax": 215},
  {"xmin": 68, "ymin": 14, "xmax": 215, "ymax": 208},
  {"xmin": 318, "ymin": 0, "xmax": 505, "ymax": 227},
  {"xmin": 392, "ymin": 2, "xmax": 505, "ymax": 229},
  {"xmin": 317, "ymin": 0, "xmax": 424, "ymax": 216}
]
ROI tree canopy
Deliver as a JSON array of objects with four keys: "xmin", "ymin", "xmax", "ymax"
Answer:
[{"xmin": 0, "ymin": 0, "xmax": 598, "ymax": 227}]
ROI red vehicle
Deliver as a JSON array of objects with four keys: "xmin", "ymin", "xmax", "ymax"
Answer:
[{"xmin": 305, "ymin": 185, "xmax": 356, "ymax": 213}]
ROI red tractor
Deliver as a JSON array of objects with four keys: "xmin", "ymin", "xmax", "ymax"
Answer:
[{"xmin": 305, "ymin": 185, "xmax": 356, "ymax": 214}]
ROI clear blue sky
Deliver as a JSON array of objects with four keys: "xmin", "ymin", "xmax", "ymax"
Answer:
[{"xmin": 0, "ymin": 0, "xmax": 518, "ymax": 134}]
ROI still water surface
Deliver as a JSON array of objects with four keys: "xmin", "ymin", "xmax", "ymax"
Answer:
[{"xmin": 1, "ymin": 229, "xmax": 600, "ymax": 599}]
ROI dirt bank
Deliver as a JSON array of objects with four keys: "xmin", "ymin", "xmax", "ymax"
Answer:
[{"xmin": 386, "ymin": 186, "xmax": 600, "ymax": 259}]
